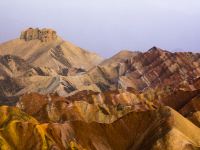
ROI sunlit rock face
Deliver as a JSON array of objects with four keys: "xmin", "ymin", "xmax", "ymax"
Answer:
[
  {"xmin": 20, "ymin": 28, "xmax": 57, "ymax": 42},
  {"xmin": 0, "ymin": 106, "xmax": 200, "ymax": 150},
  {"xmin": 16, "ymin": 90, "xmax": 157, "ymax": 123}
]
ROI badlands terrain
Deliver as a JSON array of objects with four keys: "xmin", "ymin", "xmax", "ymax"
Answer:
[{"xmin": 0, "ymin": 28, "xmax": 200, "ymax": 149}]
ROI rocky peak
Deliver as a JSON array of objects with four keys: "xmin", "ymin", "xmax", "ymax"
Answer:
[
  {"xmin": 20, "ymin": 28, "xmax": 57, "ymax": 42},
  {"xmin": 148, "ymin": 46, "xmax": 163, "ymax": 52},
  {"xmin": 147, "ymin": 46, "xmax": 169, "ymax": 55}
]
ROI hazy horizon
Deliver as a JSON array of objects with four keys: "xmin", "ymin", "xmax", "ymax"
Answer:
[{"xmin": 0, "ymin": 0, "xmax": 200, "ymax": 57}]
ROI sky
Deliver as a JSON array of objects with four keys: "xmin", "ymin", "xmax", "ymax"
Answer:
[{"xmin": 0, "ymin": 0, "xmax": 200, "ymax": 57}]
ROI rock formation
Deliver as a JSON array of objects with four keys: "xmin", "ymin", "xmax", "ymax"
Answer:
[
  {"xmin": 20, "ymin": 28, "xmax": 57, "ymax": 42},
  {"xmin": 0, "ymin": 28, "xmax": 200, "ymax": 149},
  {"xmin": 0, "ymin": 106, "xmax": 199, "ymax": 150},
  {"xmin": 16, "ymin": 90, "xmax": 157, "ymax": 123}
]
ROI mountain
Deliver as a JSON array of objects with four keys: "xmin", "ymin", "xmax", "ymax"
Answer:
[
  {"xmin": 0, "ymin": 28, "xmax": 200, "ymax": 149},
  {"xmin": 0, "ymin": 28, "xmax": 104, "ymax": 97},
  {"xmin": 1, "ymin": 35, "xmax": 200, "ymax": 98},
  {"xmin": 0, "ymin": 28, "xmax": 103, "ymax": 75},
  {"xmin": 89, "ymin": 47, "xmax": 200, "ymax": 91},
  {"xmin": 16, "ymin": 90, "xmax": 156, "ymax": 123}
]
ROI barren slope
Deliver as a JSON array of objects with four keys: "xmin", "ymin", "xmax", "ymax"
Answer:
[
  {"xmin": 0, "ymin": 106, "xmax": 199, "ymax": 150},
  {"xmin": 0, "ymin": 28, "xmax": 103, "ymax": 74}
]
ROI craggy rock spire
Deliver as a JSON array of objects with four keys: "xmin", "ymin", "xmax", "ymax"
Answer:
[{"xmin": 20, "ymin": 28, "xmax": 57, "ymax": 42}]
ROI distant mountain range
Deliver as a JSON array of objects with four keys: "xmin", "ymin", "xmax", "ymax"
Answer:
[{"xmin": 0, "ymin": 28, "xmax": 200, "ymax": 150}]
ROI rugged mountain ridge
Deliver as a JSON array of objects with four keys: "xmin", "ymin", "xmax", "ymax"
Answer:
[
  {"xmin": 0, "ymin": 28, "xmax": 200, "ymax": 149},
  {"xmin": 0, "ymin": 28, "xmax": 103, "ymax": 75},
  {"xmin": 0, "ymin": 45, "xmax": 200, "ymax": 99},
  {"xmin": 89, "ymin": 47, "xmax": 200, "ymax": 92}
]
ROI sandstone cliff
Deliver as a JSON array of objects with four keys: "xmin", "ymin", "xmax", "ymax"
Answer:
[{"xmin": 20, "ymin": 28, "xmax": 57, "ymax": 42}]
